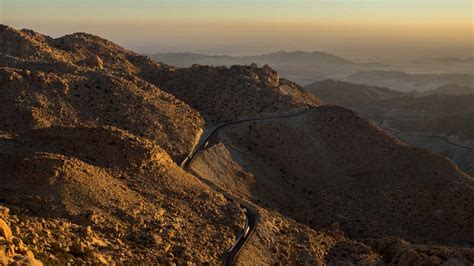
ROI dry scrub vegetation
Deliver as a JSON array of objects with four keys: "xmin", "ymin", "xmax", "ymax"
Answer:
[{"xmin": 0, "ymin": 24, "xmax": 472, "ymax": 264}]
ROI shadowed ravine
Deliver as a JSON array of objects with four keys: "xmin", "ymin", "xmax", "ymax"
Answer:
[{"xmin": 180, "ymin": 107, "xmax": 314, "ymax": 265}]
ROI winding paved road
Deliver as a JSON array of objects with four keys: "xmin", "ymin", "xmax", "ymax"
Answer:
[
  {"xmin": 180, "ymin": 107, "xmax": 472, "ymax": 264},
  {"xmin": 180, "ymin": 106, "xmax": 314, "ymax": 265}
]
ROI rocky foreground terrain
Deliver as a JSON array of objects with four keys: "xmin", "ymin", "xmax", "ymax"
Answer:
[{"xmin": 0, "ymin": 25, "xmax": 473, "ymax": 264}]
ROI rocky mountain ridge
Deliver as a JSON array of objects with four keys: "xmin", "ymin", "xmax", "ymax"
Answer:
[{"xmin": 0, "ymin": 25, "xmax": 473, "ymax": 264}]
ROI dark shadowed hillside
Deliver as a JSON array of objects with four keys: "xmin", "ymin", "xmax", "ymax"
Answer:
[
  {"xmin": 1, "ymin": 25, "xmax": 473, "ymax": 265},
  {"xmin": 304, "ymin": 79, "xmax": 404, "ymax": 105},
  {"xmin": 419, "ymin": 83, "xmax": 474, "ymax": 96},
  {"xmin": 346, "ymin": 70, "xmax": 474, "ymax": 93},
  {"xmin": 305, "ymin": 79, "xmax": 474, "ymax": 176}
]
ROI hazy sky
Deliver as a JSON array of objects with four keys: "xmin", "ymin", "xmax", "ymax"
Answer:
[{"xmin": 1, "ymin": 0, "xmax": 472, "ymax": 61}]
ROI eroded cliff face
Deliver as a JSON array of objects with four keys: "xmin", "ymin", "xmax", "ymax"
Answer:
[{"xmin": 0, "ymin": 24, "xmax": 472, "ymax": 265}]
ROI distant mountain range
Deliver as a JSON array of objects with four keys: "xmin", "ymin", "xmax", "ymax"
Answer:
[
  {"xmin": 422, "ymin": 83, "xmax": 474, "ymax": 96},
  {"xmin": 414, "ymin": 57, "xmax": 474, "ymax": 64},
  {"xmin": 150, "ymin": 51, "xmax": 474, "ymax": 87},
  {"xmin": 345, "ymin": 70, "xmax": 474, "ymax": 93},
  {"xmin": 150, "ymin": 50, "xmax": 353, "ymax": 66},
  {"xmin": 148, "ymin": 51, "xmax": 393, "ymax": 85},
  {"xmin": 3, "ymin": 25, "xmax": 474, "ymax": 265},
  {"xmin": 403, "ymin": 57, "xmax": 474, "ymax": 74}
]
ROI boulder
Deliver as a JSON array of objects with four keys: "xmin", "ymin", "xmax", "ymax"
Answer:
[
  {"xmin": 89, "ymin": 55, "xmax": 104, "ymax": 70},
  {"xmin": 0, "ymin": 207, "xmax": 9, "ymax": 217},
  {"xmin": 0, "ymin": 220, "xmax": 12, "ymax": 242}
]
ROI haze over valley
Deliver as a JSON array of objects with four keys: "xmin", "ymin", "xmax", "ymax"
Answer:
[
  {"xmin": 149, "ymin": 51, "xmax": 474, "ymax": 86},
  {"xmin": 150, "ymin": 49, "xmax": 474, "ymax": 176},
  {"xmin": 0, "ymin": 0, "xmax": 473, "ymax": 265}
]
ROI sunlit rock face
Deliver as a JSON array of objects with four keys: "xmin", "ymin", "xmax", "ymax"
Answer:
[{"xmin": 0, "ymin": 25, "xmax": 472, "ymax": 265}]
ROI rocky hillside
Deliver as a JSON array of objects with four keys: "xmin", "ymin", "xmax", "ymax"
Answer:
[
  {"xmin": 305, "ymin": 79, "xmax": 474, "ymax": 176},
  {"xmin": 1, "ymin": 25, "xmax": 473, "ymax": 265},
  {"xmin": 354, "ymin": 94, "xmax": 474, "ymax": 142},
  {"xmin": 190, "ymin": 105, "xmax": 474, "ymax": 264},
  {"xmin": 0, "ymin": 25, "xmax": 248, "ymax": 264},
  {"xmin": 0, "ymin": 126, "xmax": 247, "ymax": 264},
  {"xmin": 0, "ymin": 25, "xmax": 202, "ymax": 162},
  {"xmin": 0, "ymin": 25, "xmax": 345, "ymax": 264},
  {"xmin": 304, "ymin": 79, "xmax": 404, "ymax": 105},
  {"xmin": 153, "ymin": 64, "xmax": 322, "ymax": 124}
]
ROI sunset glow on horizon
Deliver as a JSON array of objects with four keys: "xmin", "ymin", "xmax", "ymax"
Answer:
[{"xmin": 1, "ymin": 0, "xmax": 472, "ymax": 60}]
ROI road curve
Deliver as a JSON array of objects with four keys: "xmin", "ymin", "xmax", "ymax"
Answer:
[
  {"xmin": 222, "ymin": 208, "xmax": 256, "ymax": 265},
  {"xmin": 180, "ymin": 106, "xmax": 314, "ymax": 265}
]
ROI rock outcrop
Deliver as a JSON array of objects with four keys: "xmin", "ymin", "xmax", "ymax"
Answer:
[
  {"xmin": 0, "ymin": 24, "xmax": 245, "ymax": 264},
  {"xmin": 0, "ymin": 208, "xmax": 43, "ymax": 266},
  {"xmin": 1, "ymin": 24, "xmax": 472, "ymax": 264}
]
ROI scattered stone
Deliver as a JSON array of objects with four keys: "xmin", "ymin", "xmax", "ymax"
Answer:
[
  {"xmin": 91, "ymin": 252, "xmax": 108, "ymax": 264},
  {"xmin": 0, "ymin": 220, "xmax": 12, "ymax": 242},
  {"xmin": 0, "ymin": 248, "xmax": 7, "ymax": 265},
  {"xmin": 91, "ymin": 55, "xmax": 104, "ymax": 70},
  {"xmin": 0, "ymin": 207, "xmax": 9, "ymax": 217},
  {"xmin": 0, "ymin": 24, "xmax": 471, "ymax": 266},
  {"xmin": 10, "ymin": 255, "xmax": 43, "ymax": 266},
  {"xmin": 155, "ymin": 208, "xmax": 166, "ymax": 218}
]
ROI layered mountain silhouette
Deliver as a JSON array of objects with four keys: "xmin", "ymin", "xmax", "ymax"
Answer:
[
  {"xmin": 420, "ymin": 83, "xmax": 474, "ymax": 96},
  {"xmin": 149, "ymin": 51, "xmax": 391, "ymax": 85},
  {"xmin": 151, "ymin": 50, "xmax": 353, "ymax": 67},
  {"xmin": 0, "ymin": 25, "xmax": 473, "ymax": 265},
  {"xmin": 414, "ymin": 57, "xmax": 474, "ymax": 64},
  {"xmin": 345, "ymin": 70, "xmax": 474, "ymax": 93}
]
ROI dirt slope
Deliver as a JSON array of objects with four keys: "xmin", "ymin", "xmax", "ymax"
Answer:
[
  {"xmin": 0, "ymin": 126, "xmax": 245, "ymax": 264},
  {"xmin": 0, "ymin": 25, "xmax": 247, "ymax": 264},
  {"xmin": 306, "ymin": 79, "xmax": 474, "ymax": 175},
  {"xmin": 0, "ymin": 24, "xmax": 205, "ymax": 161},
  {"xmin": 1, "ymin": 24, "xmax": 473, "ymax": 264},
  {"xmin": 362, "ymin": 94, "xmax": 474, "ymax": 141},
  {"xmin": 0, "ymin": 25, "xmax": 328, "ymax": 264},
  {"xmin": 189, "ymin": 105, "xmax": 474, "ymax": 264},
  {"xmin": 304, "ymin": 79, "xmax": 404, "ymax": 105}
]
